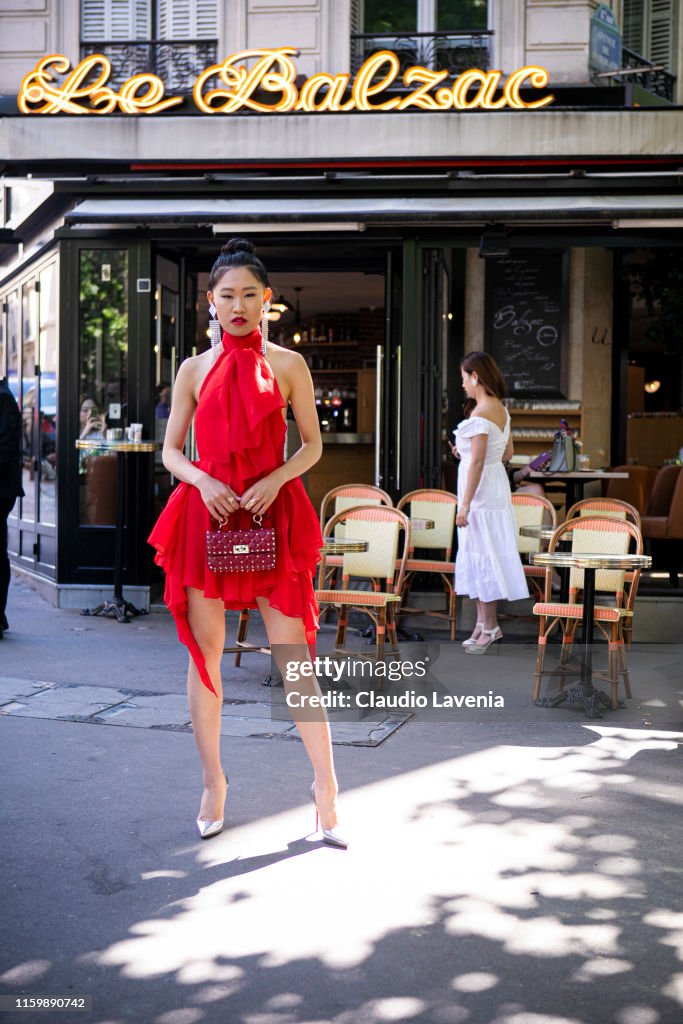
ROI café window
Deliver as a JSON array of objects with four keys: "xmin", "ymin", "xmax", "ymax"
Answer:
[
  {"xmin": 351, "ymin": 0, "xmax": 491, "ymax": 74},
  {"xmin": 80, "ymin": 0, "xmax": 218, "ymax": 91}
]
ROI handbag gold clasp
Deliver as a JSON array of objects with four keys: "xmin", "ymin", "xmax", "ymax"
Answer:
[{"xmin": 232, "ymin": 544, "xmax": 249, "ymax": 554}]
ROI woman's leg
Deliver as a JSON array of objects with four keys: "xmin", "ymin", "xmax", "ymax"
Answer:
[
  {"xmin": 256, "ymin": 596, "xmax": 340, "ymax": 831},
  {"xmin": 186, "ymin": 586, "xmax": 228, "ymax": 821},
  {"xmin": 474, "ymin": 598, "xmax": 500, "ymax": 645}
]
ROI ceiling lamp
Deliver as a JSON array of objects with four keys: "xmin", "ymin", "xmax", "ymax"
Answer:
[
  {"xmin": 270, "ymin": 294, "xmax": 292, "ymax": 314},
  {"xmin": 644, "ymin": 380, "xmax": 661, "ymax": 393}
]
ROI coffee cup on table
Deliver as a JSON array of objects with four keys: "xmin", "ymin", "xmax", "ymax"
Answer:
[{"xmin": 577, "ymin": 454, "xmax": 590, "ymax": 470}]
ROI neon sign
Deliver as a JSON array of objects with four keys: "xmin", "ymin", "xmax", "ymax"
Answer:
[{"xmin": 19, "ymin": 49, "xmax": 554, "ymax": 115}]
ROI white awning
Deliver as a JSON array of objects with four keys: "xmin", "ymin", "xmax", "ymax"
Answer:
[{"xmin": 64, "ymin": 193, "xmax": 683, "ymax": 227}]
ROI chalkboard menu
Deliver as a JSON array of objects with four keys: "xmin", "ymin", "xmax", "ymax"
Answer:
[{"xmin": 484, "ymin": 251, "xmax": 568, "ymax": 397}]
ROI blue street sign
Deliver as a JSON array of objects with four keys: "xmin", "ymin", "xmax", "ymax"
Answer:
[{"xmin": 590, "ymin": 3, "xmax": 622, "ymax": 73}]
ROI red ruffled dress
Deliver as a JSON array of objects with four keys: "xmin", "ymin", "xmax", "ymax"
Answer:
[{"xmin": 148, "ymin": 327, "xmax": 322, "ymax": 695}]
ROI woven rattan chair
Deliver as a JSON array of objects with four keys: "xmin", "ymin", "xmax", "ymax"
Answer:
[
  {"xmin": 315, "ymin": 505, "xmax": 410, "ymax": 662},
  {"xmin": 566, "ymin": 497, "xmax": 641, "ymax": 528},
  {"xmin": 532, "ymin": 516, "xmax": 644, "ymax": 710},
  {"xmin": 318, "ymin": 484, "xmax": 393, "ymax": 620},
  {"xmin": 511, "ymin": 492, "xmax": 557, "ymax": 601},
  {"xmin": 395, "ymin": 489, "xmax": 458, "ymax": 640},
  {"xmin": 565, "ymin": 496, "xmax": 641, "ymax": 645}
]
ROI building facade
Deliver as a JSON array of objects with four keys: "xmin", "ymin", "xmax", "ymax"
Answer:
[{"xmin": 1, "ymin": 0, "xmax": 682, "ymax": 607}]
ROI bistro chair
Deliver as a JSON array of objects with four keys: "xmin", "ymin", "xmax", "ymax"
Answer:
[
  {"xmin": 532, "ymin": 516, "xmax": 644, "ymax": 710},
  {"xmin": 566, "ymin": 496, "xmax": 641, "ymax": 528},
  {"xmin": 228, "ymin": 484, "xmax": 393, "ymax": 664},
  {"xmin": 603, "ymin": 465, "xmax": 657, "ymax": 517},
  {"xmin": 566, "ymin": 497, "xmax": 641, "ymax": 644},
  {"xmin": 395, "ymin": 489, "xmax": 458, "ymax": 640},
  {"xmin": 511, "ymin": 492, "xmax": 557, "ymax": 601},
  {"xmin": 318, "ymin": 484, "xmax": 393, "ymax": 615},
  {"xmin": 315, "ymin": 505, "xmax": 410, "ymax": 663}
]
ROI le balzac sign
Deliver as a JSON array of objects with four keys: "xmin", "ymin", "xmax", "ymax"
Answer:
[{"xmin": 19, "ymin": 48, "xmax": 554, "ymax": 115}]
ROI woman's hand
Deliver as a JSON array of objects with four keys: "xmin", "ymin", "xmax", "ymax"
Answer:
[
  {"xmin": 449, "ymin": 442, "xmax": 460, "ymax": 460},
  {"xmin": 456, "ymin": 503, "xmax": 470, "ymax": 527},
  {"xmin": 81, "ymin": 413, "xmax": 105, "ymax": 438},
  {"xmin": 196, "ymin": 473, "xmax": 242, "ymax": 521},
  {"xmin": 239, "ymin": 470, "xmax": 283, "ymax": 516}
]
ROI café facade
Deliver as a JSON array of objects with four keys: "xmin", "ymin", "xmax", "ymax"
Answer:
[{"xmin": 1, "ymin": 4, "xmax": 682, "ymax": 608}]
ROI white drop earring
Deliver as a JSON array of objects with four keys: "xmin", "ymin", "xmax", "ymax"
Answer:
[
  {"xmin": 208, "ymin": 303, "xmax": 222, "ymax": 350},
  {"xmin": 261, "ymin": 301, "xmax": 270, "ymax": 356}
]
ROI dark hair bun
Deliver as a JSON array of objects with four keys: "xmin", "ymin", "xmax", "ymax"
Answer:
[{"xmin": 221, "ymin": 237, "xmax": 255, "ymax": 257}]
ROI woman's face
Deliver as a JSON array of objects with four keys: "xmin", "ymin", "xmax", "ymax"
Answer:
[
  {"xmin": 80, "ymin": 399, "xmax": 97, "ymax": 424},
  {"xmin": 207, "ymin": 266, "xmax": 272, "ymax": 337},
  {"xmin": 461, "ymin": 370, "xmax": 477, "ymax": 398}
]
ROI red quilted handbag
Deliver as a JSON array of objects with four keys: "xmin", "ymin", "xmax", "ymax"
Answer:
[{"xmin": 206, "ymin": 513, "xmax": 276, "ymax": 573}]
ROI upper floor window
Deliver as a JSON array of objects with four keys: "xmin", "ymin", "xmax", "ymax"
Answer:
[
  {"xmin": 362, "ymin": 0, "xmax": 489, "ymax": 34},
  {"xmin": 621, "ymin": 0, "xmax": 676, "ymax": 102},
  {"xmin": 351, "ymin": 0, "xmax": 491, "ymax": 75},
  {"xmin": 80, "ymin": 0, "xmax": 218, "ymax": 91},
  {"xmin": 622, "ymin": 0, "xmax": 674, "ymax": 68}
]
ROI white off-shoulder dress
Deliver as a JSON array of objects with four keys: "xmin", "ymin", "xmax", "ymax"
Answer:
[{"xmin": 454, "ymin": 411, "xmax": 529, "ymax": 603}]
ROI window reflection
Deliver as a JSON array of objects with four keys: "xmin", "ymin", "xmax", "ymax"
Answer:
[
  {"xmin": 78, "ymin": 250, "xmax": 128, "ymax": 525},
  {"xmin": 21, "ymin": 280, "xmax": 38, "ymax": 525},
  {"xmin": 39, "ymin": 264, "xmax": 57, "ymax": 527}
]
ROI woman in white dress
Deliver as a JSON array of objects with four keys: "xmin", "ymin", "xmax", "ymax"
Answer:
[{"xmin": 452, "ymin": 352, "xmax": 529, "ymax": 653}]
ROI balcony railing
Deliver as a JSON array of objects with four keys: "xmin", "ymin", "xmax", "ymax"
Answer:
[
  {"xmin": 350, "ymin": 30, "xmax": 492, "ymax": 77},
  {"xmin": 80, "ymin": 39, "xmax": 218, "ymax": 93},
  {"xmin": 621, "ymin": 45, "xmax": 676, "ymax": 102}
]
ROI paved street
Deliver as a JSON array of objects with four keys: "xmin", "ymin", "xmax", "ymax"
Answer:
[{"xmin": 1, "ymin": 579, "xmax": 682, "ymax": 1024}]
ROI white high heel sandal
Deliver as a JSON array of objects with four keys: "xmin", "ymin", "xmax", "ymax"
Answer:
[
  {"xmin": 465, "ymin": 626, "xmax": 503, "ymax": 655},
  {"xmin": 462, "ymin": 622, "xmax": 485, "ymax": 648}
]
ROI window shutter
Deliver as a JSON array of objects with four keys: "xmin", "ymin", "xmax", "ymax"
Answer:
[
  {"xmin": 649, "ymin": 0, "xmax": 673, "ymax": 67},
  {"xmin": 194, "ymin": 0, "xmax": 218, "ymax": 39},
  {"xmin": 81, "ymin": 0, "xmax": 150, "ymax": 41},
  {"xmin": 350, "ymin": 0, "xmax": 363, "ymax": 36},
  {"xmin": 155, "ymin": 0, "xmax": 217, "ymax": 39},
  {"xmin": 81, "ymin": 0, "xmax": 106, "ymax": 41},
  {"xmin": 622, "ymin": 0, "xmax": 644, "ymax": 53}
]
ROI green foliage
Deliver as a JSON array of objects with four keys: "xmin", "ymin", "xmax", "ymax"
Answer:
[{"xmin": 79, "ymin": 250, "xmax": 128, "ymax": 403}]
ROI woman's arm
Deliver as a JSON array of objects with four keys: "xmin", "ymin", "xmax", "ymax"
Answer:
[
  {"xmin": 240, "ymin": 353, "xmax": 322, "ymax": 515},
  {"xmin": 456, "ymin": 433, "xmax": 487, "ymax": 526},
  {"xmin": 162, "ymin": 359, "xmax": 241, "ymax": 520}
]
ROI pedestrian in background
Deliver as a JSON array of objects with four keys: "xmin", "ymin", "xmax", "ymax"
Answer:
[
  {"xmin": 451, "ymin": 352, "xmax": 529, "ymax": 653},
  {"xmin": 0, "ymin": 377, "xmax": 24, "ymax": 639}
]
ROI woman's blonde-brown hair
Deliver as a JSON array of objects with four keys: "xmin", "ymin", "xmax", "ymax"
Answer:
[{"xmin": 460, "ymin": 351, "xmax": 507, "ymax": 416}]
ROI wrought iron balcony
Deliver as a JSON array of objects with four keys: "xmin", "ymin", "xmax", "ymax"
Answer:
[
  {"xmin": 621, "ymin": 45, "xmax": 676, "ymax": 102},
  {"xmin": 351, "ymin": 29, "xmax": 492, "ymax": 77},
  {"xmin": 80, "ymin": 39, "xmax": 218, "ymax": 93}
]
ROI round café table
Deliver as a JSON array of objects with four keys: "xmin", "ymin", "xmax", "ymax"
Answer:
[
  {"xmin": 529, "ymin": 550, "xmax": 651, "ymax": 718},
  {"xmin": 76, "ymin": 438, "xmax": 161, "ymax": 623}
]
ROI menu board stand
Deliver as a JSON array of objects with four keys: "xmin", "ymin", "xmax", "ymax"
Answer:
[{"xmin": 485, "ymin": 251, "xmax": 569, "ymax": 398}]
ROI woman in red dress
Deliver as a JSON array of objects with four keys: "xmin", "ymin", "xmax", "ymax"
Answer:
[{"xmin": 149, "ymin": 238, "xmax": 345, "ymax": 847}]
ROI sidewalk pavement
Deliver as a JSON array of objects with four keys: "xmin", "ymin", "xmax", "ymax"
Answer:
[{"xmin": 1, "ymin": 578, "xmax": 682, "ymax": 1024}]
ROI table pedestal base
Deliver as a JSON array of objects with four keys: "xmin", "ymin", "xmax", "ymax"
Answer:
[
  {"xmin": 81, "ymin": 597, "xmax": 147, "ymax": 624},
  {"xmin": 535, "ymin": 684, "xmax": 624, "ymax": 719}
]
